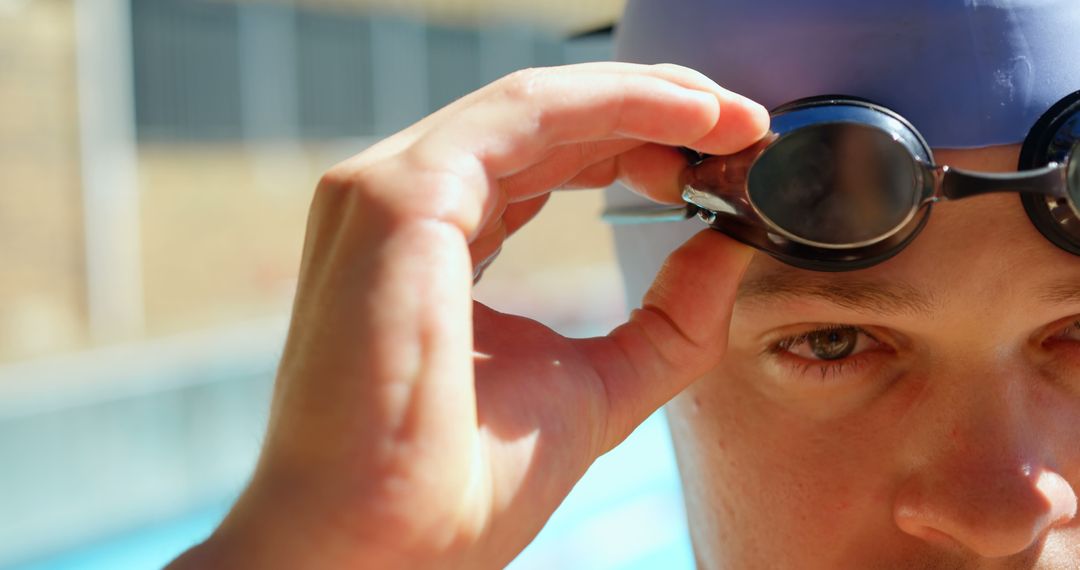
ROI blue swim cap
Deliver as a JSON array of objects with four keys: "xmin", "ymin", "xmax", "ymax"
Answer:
[{"xmin": 616, "ymin": 0, "xmax": 1080, "ymax": 148}]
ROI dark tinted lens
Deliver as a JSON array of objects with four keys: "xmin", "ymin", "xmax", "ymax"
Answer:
[{"xmin": 747, "ymin": 123, "xmax": 920, "ymax": 245}]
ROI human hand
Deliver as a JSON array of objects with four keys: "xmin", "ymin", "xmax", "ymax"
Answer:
[{"xmin": 170, "ymin": 62, "xmax": 768, "ymax": 569}]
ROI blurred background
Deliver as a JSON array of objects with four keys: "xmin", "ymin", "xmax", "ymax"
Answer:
[{"xmin": 0, "ymin": 0, "xmax": 694, "ymax": 568}]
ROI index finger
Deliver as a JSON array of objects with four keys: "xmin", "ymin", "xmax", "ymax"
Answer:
[
  {"xmin": 408, "ymin": 63, "xmax": 768, "ymax": 236},
  {"xmin": 470, "ymin": 63, "xmax": 767, "ymax": 173}
]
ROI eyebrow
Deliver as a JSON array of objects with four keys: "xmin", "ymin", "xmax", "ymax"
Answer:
[{"xmin": 736, "ymin": 272, "xmax": 939, "ymax": 316}]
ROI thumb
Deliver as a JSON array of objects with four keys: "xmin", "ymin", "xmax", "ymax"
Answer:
[{"xmin": 579, "ymin": 229, "xmax": 753, "ymax": 452}]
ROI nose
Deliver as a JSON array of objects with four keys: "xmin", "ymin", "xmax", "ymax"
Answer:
[
  {"xmin": 892, "ymin": 357, "xmax": 1080, "ymax": 558},
  {"xmin": 894, "ymin": 466, "xmax": 1076, "ymax": 557}
]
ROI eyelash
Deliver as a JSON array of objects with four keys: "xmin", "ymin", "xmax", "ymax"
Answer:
[
  {"xmin": 766, "ymin": 325, "xmax": 884, "ymax": 381},
  {"xmin": 769, "ymin": 318, "xmax": 1080, "ymax": 382},
  {"xmin": 760, "ymin": 315, "xmax": 1080, "ymax": 386},
  {"xmin": 1059, "ymin": 320, "xmax": 1080, "ymax": 337},
  {"xmin": 1045, "ymin": 319, "xmax": 1080, "ymax": 346}
]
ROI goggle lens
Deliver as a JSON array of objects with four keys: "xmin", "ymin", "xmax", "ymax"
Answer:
[{"xmin": 747, "ymin": 123, "xmax": 922, "ymax": 247}]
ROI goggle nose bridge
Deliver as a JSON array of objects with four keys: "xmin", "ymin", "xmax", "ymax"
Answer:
[{"xmin": 933, "ymin": 162, "xmax": 1069, "ymax": 202}]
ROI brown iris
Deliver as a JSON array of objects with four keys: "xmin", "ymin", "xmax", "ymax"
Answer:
[{"xmin": 807, "ymin": 327, "xmax": 859, "ymax": 360}]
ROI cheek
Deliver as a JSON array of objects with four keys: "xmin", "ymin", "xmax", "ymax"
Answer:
[{"xmin": 670, "ymin": 370, "xmax": 903, "ymax": 560}]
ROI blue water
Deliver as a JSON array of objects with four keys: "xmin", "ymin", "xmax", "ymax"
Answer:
[{"xmin": 17, "ymin": 412, "xmax": 693, "ymax": 570}]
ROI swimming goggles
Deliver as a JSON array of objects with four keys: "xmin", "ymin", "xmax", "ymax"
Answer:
[{"xmin": 604, "ymin": 91, "xmax": 1080, "ymax": 271}]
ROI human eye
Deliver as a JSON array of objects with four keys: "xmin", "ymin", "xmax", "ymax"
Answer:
[
  {"xmin": 1035, "ymin": 317, "xmax": 1080, "ymax": 393},
  {"xmin": 766, "ymin": 325, "xmax": 892, "ymax": 380},
  {"xmin": 1048, "ymin": 319, "xmax": 1080, "ymax": 343}
]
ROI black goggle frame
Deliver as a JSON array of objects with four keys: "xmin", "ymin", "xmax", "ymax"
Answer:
[{"xmin": 605, "ymin": 91, "xmax": 1080, "ymax": 272}]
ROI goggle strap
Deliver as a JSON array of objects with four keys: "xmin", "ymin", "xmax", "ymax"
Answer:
[
  {"xmin": 601, "ymin": 204, "xmax": 695, "ymax": 225},
  {"xmin": 938, "ymin": 163, "xmax": 1067, "ymax": 201}
]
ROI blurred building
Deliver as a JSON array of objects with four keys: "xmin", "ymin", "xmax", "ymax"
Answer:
[{"xmin": 0, "ymin": 0, "xmax": 618, "ymax": 364}]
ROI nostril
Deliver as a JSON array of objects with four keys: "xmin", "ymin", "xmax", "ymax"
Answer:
[
  {"xmin": 893, "ymin": 514, "xmax": 966, "ymax": 552},
  {"xmin": 895, "ymin": 502, "xmax": 1042, "ymax": 558},
  {"xmin": 893, "ymin": 468, "xmax": 1078, "ymax": 559}
]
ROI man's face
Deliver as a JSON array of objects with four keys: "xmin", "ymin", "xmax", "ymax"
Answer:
[{"xmin": 670, "ymin": 145, "xmax": 1080, "ymax": 568}]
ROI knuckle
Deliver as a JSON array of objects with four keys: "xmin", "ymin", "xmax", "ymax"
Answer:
[
  {"xmin": 497, "ymin": 66, "xmax": 547, "ymax": 102},
  {"xmin": 652, "ymin": 61, "xmax": 694, "ymax": 76},
  {"xmin": 314, "ymin": 147, "xmax": 478, "ymax": 233},
  {"xmin": 315, "ymin": 135, "xmax": 417, "ymax": 203},
  {"xmin": 492, "ymin": 66, "xmax": 553, "ymax": 136},
  {"xmin": 315, "ymin": 163, "xmax": 356, "ymax": 194},
  {"xmin": 314, "ymin": 160, "xmax": 395, "ymax": 220},
  {"xmin": 316, "ymin": 163, "xmax": 377, "ymax": 203}
]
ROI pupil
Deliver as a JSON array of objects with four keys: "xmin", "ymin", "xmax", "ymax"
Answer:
[{"xmin": 808, "ymin": 328, "xmax": 858, "ymax": 360}]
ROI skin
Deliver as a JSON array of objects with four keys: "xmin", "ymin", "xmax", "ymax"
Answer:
[
  {"xmin": 168, "ymin": 62, "xmax": 769, "ymax": 569},
  {"xmin": 167, "ymin": 61, "xmax": 1080, "ymax": 568},
  {"xmin": 672, "ymin": 145, "xmax": 1080, "ymax": 568}
]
